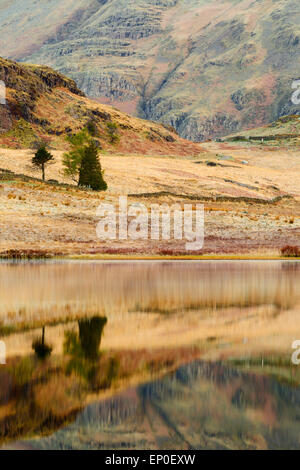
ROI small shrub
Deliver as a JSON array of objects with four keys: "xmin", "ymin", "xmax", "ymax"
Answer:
[
  {"xmin": 158, "ymin": 249, "xmax": 203, "ymax": 256},
  {"xmin": 32, "ymin": 146, "xmax": 54, "ymax": 181},
  {"xmin": 106, "ymin": 122, "xmax": 119, "ymax": 144},
  {"xmin": 86, "ymin": 120, "xmax": 98, "ymax": 137}
]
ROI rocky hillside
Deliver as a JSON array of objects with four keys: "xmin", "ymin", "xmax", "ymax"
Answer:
[
  {"xmin": 0, "ymin": 57, "xmax": 202, "ymax": 156},
  {"xmin": 0, "ymin": 0, "xmax": 299, "ymax": 141}
]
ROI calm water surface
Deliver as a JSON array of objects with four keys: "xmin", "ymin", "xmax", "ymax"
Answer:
[{"xmin": 0, "ymin": 261, "xmax": 300, "ymax": 450}]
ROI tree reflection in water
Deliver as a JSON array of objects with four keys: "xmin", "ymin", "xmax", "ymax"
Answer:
[
  {"xmin": 79, "ymin": 316, "xmax": 107, "ymax": 360},
  {"xmin": 64, "ymin": 316, "xmax": 112, "ymax": 386},
  {"xmin": 32, "ymin": 326, "xmax": 52, "ymax": 360}
]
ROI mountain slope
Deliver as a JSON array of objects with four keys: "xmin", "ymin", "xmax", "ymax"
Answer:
[
  {"xmin": 0, "ymin": 56, "xmax": 202, "ymax": 155},
  {"xmin": 0, "ymin": 0, "xmax": 299, "ymax": 141}
]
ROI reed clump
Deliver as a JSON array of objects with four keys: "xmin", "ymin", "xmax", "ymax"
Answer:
[
  {"xmin": 0, "ymin": 249, "xmax": 55, "ymax": 259},
  {"xmin": 280, "ymin": 246, "xmax": 300, "ymax": 257}
]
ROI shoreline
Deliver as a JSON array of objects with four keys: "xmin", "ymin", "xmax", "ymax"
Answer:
[{"xmin": 1, "ymin": 254, "xmax": 300, "ymax": 262}]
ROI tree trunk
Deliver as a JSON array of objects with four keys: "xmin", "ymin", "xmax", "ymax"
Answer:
[
  {"xmin": 42, "ymin": 163, "xmax": 45, "ymax": 181},
  {"xmin": 42, "ymin": 326, "xmax": 45, "ymax": 346}
]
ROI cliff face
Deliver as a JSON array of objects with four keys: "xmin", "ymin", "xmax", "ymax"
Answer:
[
  {"xmin": 0, "ymin": 57, "xmax": 84, "ymax": 131},
  {"xmin": 0, "ymin": 57, "xmax": 203, "ymax": 156},
  {"xmin": 0, "ymin": 0, "xmax": 299, "ymax": 141}
]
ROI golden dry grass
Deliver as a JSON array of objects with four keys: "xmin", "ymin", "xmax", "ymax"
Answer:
[{"xmin": 0, "ymin": 139, "xmax": 299, "ymax": 256}]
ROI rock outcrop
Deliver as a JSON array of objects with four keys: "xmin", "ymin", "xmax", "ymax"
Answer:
[{"xmin": 0, "ymin": 56, "xmax": 204, "ymax": 157}]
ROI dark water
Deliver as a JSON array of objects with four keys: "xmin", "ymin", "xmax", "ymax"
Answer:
[{"xmin": 0, "ymin": 261, "xmax": 300, "ymax": 450}]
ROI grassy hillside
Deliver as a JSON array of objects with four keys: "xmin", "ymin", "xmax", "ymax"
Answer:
[
  {"xmin": 0, "ymin": 57, "xmax": 202, "ymax": 156},
  {"xmin": 0, "ymin": 0, "xmax": 299, "ymax": 141}
]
